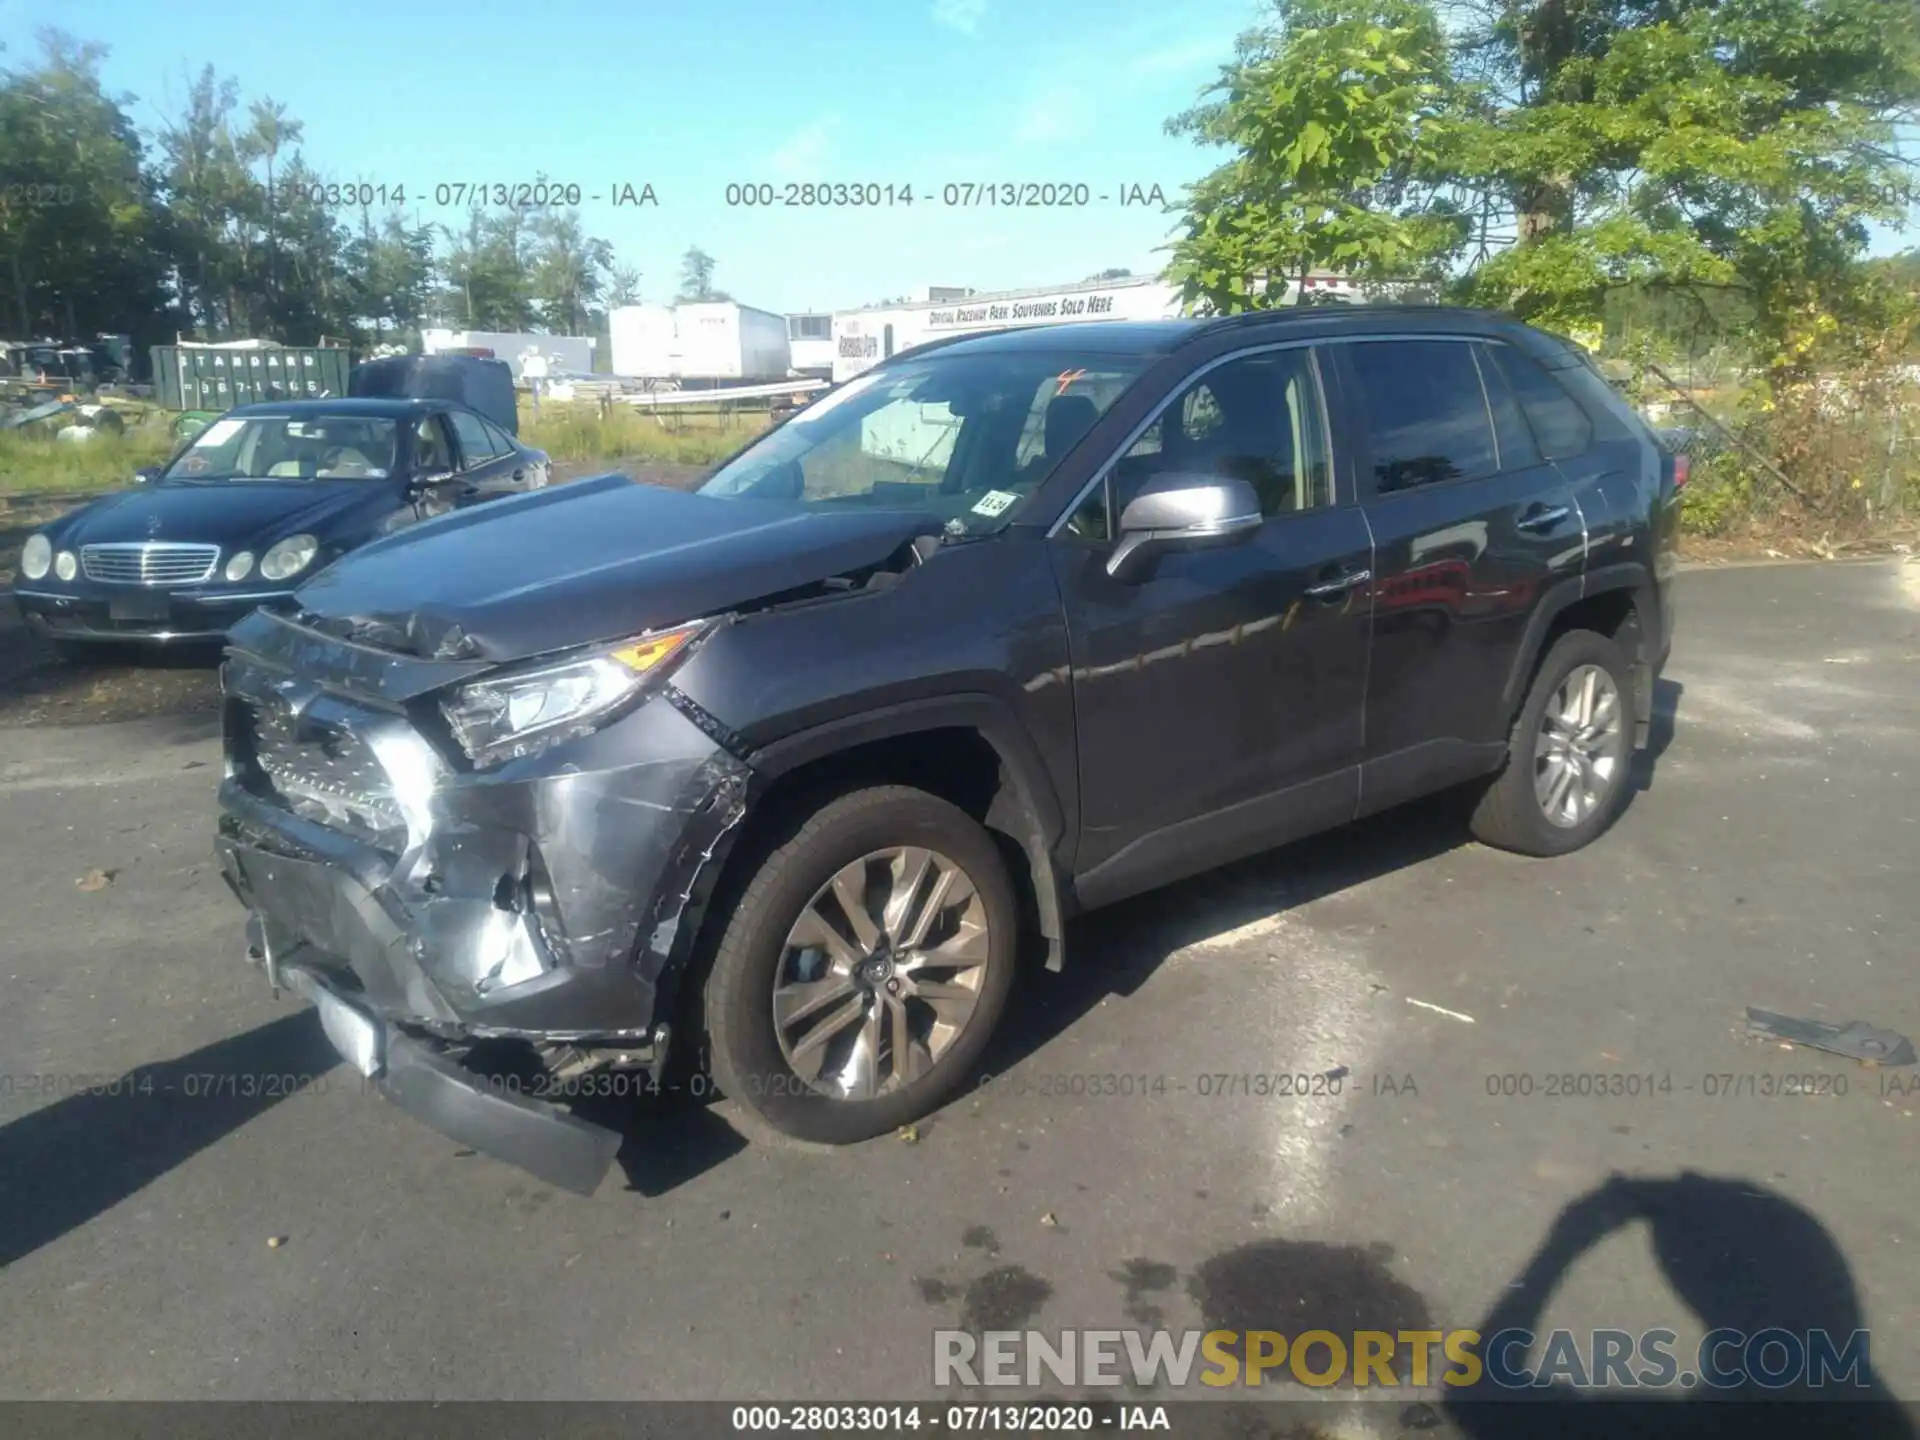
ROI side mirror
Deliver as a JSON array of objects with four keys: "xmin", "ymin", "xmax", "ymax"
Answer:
[
  {"xmin": 1106, "ymin": 472, "xmax": 1262, "ymax": 580},
  {"xmin": 132, "ymin": 465, "xmax": 160, "ymax": 485}
]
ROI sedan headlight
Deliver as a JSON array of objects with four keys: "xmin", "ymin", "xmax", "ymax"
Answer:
[
  {"xmin": 260, "ymin": 534, "xmax": 318, "ymax": 582},
  {"xmin": 54, "ymin": 550, "xmax": 77, "ymax": 581},
  {"xmin": 20, "ymin": 534, "xmax": 51, "ymax": 580},
  {"xmin": 440, "ymin": 621, "xmax": 709, "ymax": 768},
  {"xmin": 225, "ymin": 551, "xmax": 255, "ymax": 582}
]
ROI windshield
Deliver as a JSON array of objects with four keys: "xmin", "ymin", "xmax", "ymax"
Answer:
[
  {"xmin": 164, "ymin": 414, "xmax": 400, "ymax": 482},
  {"xmin": 697, "ymin": 350, "xmax": 1148, "ymax": 534}
]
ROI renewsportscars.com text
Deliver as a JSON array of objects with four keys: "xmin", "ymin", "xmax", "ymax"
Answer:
[{"xmin": 933, "ymin": 1327, "xmax": 1873, "ymax": 1391}]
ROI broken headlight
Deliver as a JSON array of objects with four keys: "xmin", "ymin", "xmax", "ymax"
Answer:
[{"xmin": 439, "ymin": 620, "xmax": 708, "ymax": 768}]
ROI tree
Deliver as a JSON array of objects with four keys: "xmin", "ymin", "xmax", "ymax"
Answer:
[
  {"xmin": 0, "ymin": 31, "xmax": 166, "ymax": 337},
  {"xmin": 1087, "ymin": 267, "xmax": 1133, "ymax": 280},
  {"xmin": 1163, "ymin": 0, "xmax": 1467, "ymax": 314},
  {"xmin": 1165, "ymin": 0, "xmax": 1920, "ymax": 372},
  {"xmin": 244, "ymin": 96, "xmax": 301, "ymax": 317},
  {"xmin": 608, "ymin": 264, "xmax": 642, "ymax": 307},
  {"xmin": 676, "ymin": 245, "xmax": 727, "ymax": 302}
]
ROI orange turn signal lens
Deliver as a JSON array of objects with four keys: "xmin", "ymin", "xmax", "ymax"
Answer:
[{"xmin": 608, "ymin": 624, "xmax": 702, "ymax": 676}]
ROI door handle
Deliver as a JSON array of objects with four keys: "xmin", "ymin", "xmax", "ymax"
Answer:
[
  {"xmin": 1516, "ymin": 504, "xmax": 1572, "ymax": 533},
  {"xmin": 1303, "ymin": 567, "xmax": 1371, "ymax": 599}
]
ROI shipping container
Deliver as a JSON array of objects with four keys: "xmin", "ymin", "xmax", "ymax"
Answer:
[
  {"xmin": 608, "ymin": 302, "xmax": 793, "ymax": 383},
  {"xmin": 151, "ymin": 345, "xmax": 352, "ymax": 412}
]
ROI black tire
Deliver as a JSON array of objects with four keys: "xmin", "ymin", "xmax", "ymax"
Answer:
[
  {"xmin": 1469, "ymin": 629, "xmax": 1636, "ymax": 857},
  {"xmin": 702, "ymin": 785, "xmax": 1018, "ymax": 1144}
]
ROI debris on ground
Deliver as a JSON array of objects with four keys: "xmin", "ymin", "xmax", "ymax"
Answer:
[
  {"xmin": 75, "ymin": 868, "xmax": 116, "ymax": 892},
  {"xmin": 1406, "ymin": 997, "xmax": 1476, "ymax": 1024},
  {"xmin": 266, "ymin": 1236, "xmax": 286, "ymax": 1249},
  {"xmin": 897, "ymin": 1123, "xmax": 920, "ymax": 1144},
  {"xmin": 1039, "ymin": 1211, "xmax": 1059, "ymax": 1227},
  {"xmin": 1746, "ymin": 1007, "xmax": 1917, "ymax": 1067}
]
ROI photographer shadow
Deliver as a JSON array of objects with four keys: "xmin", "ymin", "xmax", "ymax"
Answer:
[{"xmin": 1445, "ymin": 1171, "xmax": 1912, "ymax": 1440}]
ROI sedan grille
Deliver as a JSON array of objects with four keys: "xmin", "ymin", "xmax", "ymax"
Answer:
[
  {"xmin": 81, "ymin": 542, "xmax": 220, "ymax": 586},
  {"xmin": 242, "ymin": 697, "xmax": 407, "ymax": 849}
]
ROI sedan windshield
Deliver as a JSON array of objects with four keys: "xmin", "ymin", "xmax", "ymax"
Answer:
[
  {"xmin": 164, "ymin": 415, "xmax": 400, "ymax": 482},
  {"xmin": 697, "ymin": 350, "xmax": 1148, "ymax": 534}
]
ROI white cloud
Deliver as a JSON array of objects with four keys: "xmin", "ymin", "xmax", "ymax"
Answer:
[
  {"xmin": 768, "ymin": 116, "xmax": 840, "ymax": 181},
  {"xmin": 1124, "ymin": 35, "xmax": 1231, "ymax": 82},
  {"xmin": 1014, "ymin": 84, "xmax": 1095, "ymax": 145},
  {"xmin": 931, "ymin": 0, "xmax": 988, "ymax": 35}
]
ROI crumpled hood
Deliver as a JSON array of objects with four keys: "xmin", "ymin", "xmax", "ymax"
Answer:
[
  {"xmin": 292, "ymin": 473, "xmax": 941, "ymax": 662},
  {"xmin": 52, "ymin": 480, "xmax": 393, "ymax": 553}
]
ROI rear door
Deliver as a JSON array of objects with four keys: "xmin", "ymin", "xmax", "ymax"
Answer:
[
  {"xmin": 445, "ymin": 408, "xmax": 524, "ymax": 502},
  {"xmin": 1331, "ymin": 336, "xmax": 1586, "ymax": 814},
  {"xmin": 1049, "ymin": 342, "xmax": 1375, "ymax": 907}
]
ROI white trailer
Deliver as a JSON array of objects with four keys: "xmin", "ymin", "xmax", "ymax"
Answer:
[
  {"xmin": 609, "ymin": 302, "xmax": 793, "ymax": 383},
  {"xmin": 829, "ymin": 273, "xmax": 1366, "ymax": 383},
  {"xmin": 421, "ymin": 330, "xmax": 596, "ymax": 378}
]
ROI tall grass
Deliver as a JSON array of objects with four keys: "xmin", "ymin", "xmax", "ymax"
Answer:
[
  {"xmin": 520, "ymin": 402, "xmax": 771, "ymax": 466},
  {"xmin": 0, "ymin": 428, "xmax": 177, "ymax": 495}
]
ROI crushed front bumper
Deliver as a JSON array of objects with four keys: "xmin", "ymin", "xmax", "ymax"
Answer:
[
  {"xmin": 276, "ymin": 954, "xmax": 623, "ymax": 1194},
  {"xmin": 214, "ymin": 609, "xmax": 753, "ymax": 1188}
]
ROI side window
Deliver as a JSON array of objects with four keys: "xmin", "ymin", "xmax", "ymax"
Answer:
[
  {"xmin": 1345, "ymin": 340, "xmax": 1499, "ymax": 494},
  {"xmin": 1111, "ymin": 348, "xmax": 1332, "ymax": 520},
  {"xmin": 449, "ymin": 410, "xmax": 500, "ymax": 468},
  {"xmin": 412, "ymin": 415, "xmax": 454, "ymax": 474},
  {"xmin": 1474, "ymin": 344, "xmax": 1542, "ymax": 471},
  {"xmin": 482, "ymin": 419, "xmax": 518, "ymax": 455},
  {"xmin": 1484, "ymin": 345, "xmax": 1592, "ymax": 460}
]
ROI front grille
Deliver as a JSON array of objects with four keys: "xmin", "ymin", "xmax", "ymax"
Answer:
[
  {"xmin": 81, "ymin": 542, "xmax": 220, "ymax": 586},
  {"xmin": 243, "ymin": 698, "xmax": 407, "ymax": 848}
]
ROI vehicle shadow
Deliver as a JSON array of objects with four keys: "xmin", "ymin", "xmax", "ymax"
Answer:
[
  {"xmin": 0, "ymin": 604, "xmax": 223, "ymax": 727},
  {"xmin": 0, "ymin": 1011, "xmax": 340, "ymax": 1271},
  {"xmin": 1443, "ymin": 1172, "xmax": 1913, "ymax": 1439},
  {"xmin": 1631, "ymin": 676, "xmax": 1683, "ymax": 793},
  {"xmin": 978, "ymin": 788, "xmax": 1474, "ymax": 1085}
]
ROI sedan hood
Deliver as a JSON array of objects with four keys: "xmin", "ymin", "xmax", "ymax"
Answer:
[
  {"xmin": 293, "ymin": 473, "xmax": 941, "ymax": 662},
  {"xmin": 53, "ymin": 480, "xmax": 393, "ymax": 553}
]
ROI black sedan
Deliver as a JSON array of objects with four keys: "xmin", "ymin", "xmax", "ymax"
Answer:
[{"xmin": 13, "ymin": 398, "xmax": 549, "ymax": 654}]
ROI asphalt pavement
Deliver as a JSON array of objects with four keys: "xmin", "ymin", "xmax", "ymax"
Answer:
[{"xmin": 1, "ymin": 559, "xmax": 1916, "ymax": 1422}]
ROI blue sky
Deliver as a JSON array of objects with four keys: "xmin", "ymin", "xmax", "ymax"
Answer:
[
  {"xmin": 4, "ymin": 0, "xmax": 1912, "ymax": 317},
  {"xmin": 4, "ymin": 0, "xmax": 1266, "ymax": 315}
]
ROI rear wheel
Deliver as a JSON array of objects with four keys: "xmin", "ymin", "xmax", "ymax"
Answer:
[
  {"xmin": 701, "ymin": 786, "xmax": 1017, "ymax": 1144},
  {"xmin": 1470, "ymin": 630, "xmax": 1635, "ymax": 857}
]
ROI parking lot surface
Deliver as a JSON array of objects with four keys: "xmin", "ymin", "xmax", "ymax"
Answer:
[{"xmin": 0, "ymin": 559, "xmax": 1916, "ymax": 1413}]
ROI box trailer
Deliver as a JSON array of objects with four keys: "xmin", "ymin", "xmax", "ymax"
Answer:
[
  {"xmin": 151, "ymin": 344, "xmax": 352, "ymax": 412},
  {"xmin": 609, "ymin": 302, "xmax": 793, "ymax": 383},
  {"xmin": 421, "ymin": 330, "xmax": 596, "ymax": 379}
]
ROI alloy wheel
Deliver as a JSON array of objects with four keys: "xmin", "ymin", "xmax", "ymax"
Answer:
[
  {"xmin": 772, "ymin": 847, "xmax": 990, "ymax": 1100},
  {"xmin": 1534, "ymin": 663, "xmax": 1626, "ymax": 828}
]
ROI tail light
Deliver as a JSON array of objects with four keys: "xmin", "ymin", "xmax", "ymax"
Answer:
[{"xmin": 1669, "ymin": 452, "xmax": 1690, "ymax": 491}]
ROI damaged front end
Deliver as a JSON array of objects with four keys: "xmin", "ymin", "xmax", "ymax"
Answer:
[{"xmin": 214, "ymin": 606, "xmax": 753, "ymax": 1194}]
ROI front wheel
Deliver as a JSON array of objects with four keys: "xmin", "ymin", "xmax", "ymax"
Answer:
[
  {"xmin": 701, "ymin": 785, "xmax": 1018, "ymax": 1144},
  {"xmin": 1470, "ymin": 629, "xmax": 1636, "ymax": 857}
]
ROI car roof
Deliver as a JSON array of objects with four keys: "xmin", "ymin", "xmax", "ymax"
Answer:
[
  {"xmin": 224, "ymin": 397, "xmax": 442, "ymax": 419},
  {"xmin": 881, "ymin": 306, "xmax": 1567, "ymax": 367}
]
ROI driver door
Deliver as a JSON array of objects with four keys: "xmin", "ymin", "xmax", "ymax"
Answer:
[
  {"xmin": 407, "ymin": 412, "xmax": 473, "ymax": 518},
  {"xmin": 1048, "ymin": 343, "xmax": 1375, "ymax": 907}
]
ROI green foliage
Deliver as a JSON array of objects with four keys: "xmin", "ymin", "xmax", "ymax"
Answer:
[
  {"xmin": 1164, "ymin": 0, "xmax": 1920, "ymax": 372},
  {"xmin": 0, "ymin": 427, "xmax": 177, "ymax": 494},
  {"xmin": 521, "ymin": 403, "xmax": 766, "ymax": 466},
  {"xmin": 1164, "ymin": 0, "xmax": 1468, "ymax": 312}
]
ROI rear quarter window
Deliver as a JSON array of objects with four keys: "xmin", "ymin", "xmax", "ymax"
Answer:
[{"xmin": 1485, "ymin": 345, "xmax": 1595, "ymax": 460}]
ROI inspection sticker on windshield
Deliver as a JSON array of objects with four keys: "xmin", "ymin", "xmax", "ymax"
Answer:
[
  {"xmin": 193, "ymin": 418, "xmax": 243, "ymax": 447},
  {"xmin": 971, "ymin": 489, "xmax": 1020, "ymax": 517}
]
